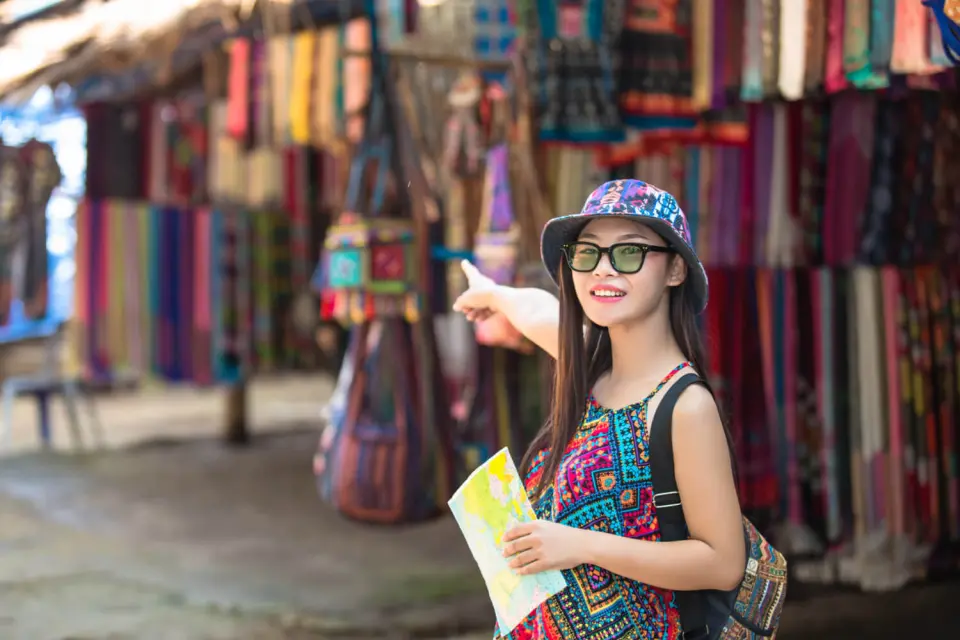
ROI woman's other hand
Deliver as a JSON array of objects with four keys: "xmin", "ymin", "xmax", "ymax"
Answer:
[{"xmin": 502, "ymin": 520, "xmax": 585, "ymax": 574}]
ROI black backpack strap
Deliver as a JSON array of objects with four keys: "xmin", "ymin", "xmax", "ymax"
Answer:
[{"xmin": 649, "ymin": 372, "xmax": 711, "ymax": 640}]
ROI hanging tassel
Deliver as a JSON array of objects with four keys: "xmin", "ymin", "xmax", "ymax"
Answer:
[
  {"xmin": 404, "ymin": 292, "xmax": 420, "ymax": 323},
  {"xmin": 350, "ymin": 291, "xmax": 366, "ymax": 325},
  {"xmin": 925, "ymin": 0, "xmax": 960, "ymax": 64},
  {"xmin": 364, "ymin": 291, "xmax": 376, "ymax": 319}
]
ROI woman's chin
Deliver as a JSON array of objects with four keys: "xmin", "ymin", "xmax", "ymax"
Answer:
[{"xmin": 583, "ymin": 307, "xmax": 627, "ymax": 329}]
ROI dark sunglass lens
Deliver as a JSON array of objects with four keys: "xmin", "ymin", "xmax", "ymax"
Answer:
[
  {"xmin": 611, "ymin": 245, "xmax": 645, "ymax": 273},
  {"xmin": 567, "ymin": 244, "xmax": 600, "ymax": 271}
]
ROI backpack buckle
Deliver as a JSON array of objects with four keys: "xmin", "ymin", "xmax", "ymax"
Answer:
[{"xmin": 653, "ymin": 491, "xmax": 681, "ymax": 509}]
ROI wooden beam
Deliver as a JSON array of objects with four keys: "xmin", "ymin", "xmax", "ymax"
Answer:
[{"xmin": 343, "ymin": 46, "xmax": 512, "ymax": 70}]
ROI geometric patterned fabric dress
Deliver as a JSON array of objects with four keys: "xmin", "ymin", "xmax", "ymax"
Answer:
[{"xmin": 496, "ymin": 362, "xmax": 692, "ymax": 639}]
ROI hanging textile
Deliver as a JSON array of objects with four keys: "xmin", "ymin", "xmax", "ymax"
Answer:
[
  {"xmin": 16, "ymin": 140, "xmax": 61, "ymax": 321},
  {"xmin": 269, "ymin": 35, "xmax": 295, "ymax": 145},
  {"xmin": 226, "ymin": 38, "xmax": 252, "ymax": 142},
  {"xmin": 84, "ymin": 103, "xmax": 144, "ymax": 200},
  {"xmin": 778, "ymin": 0, "xmax": 808, "ymax": 100},
  {"xmin": 318, "ymin": 143, "xmax": 421, "ymax": 324},
  {"xmin": 0, "ymin": 143, "xmax": 26, "ymax": 327},
  {"xmin": 314, "ymin": 19, "xmax": 457, "ymax": 523},
  {"xmin": 523, "ymin": 0, "xmax": 625, "ymax": 142},
  {"xmin": 343, "ymin": 18, "xmax": 373, "ymax": 144},
  {"xmin": 618, "ymin": 0, "xmax": 697, "ymax": 130},
  {"xmin": 312, "ymin": 26, "xmax": 343, "ymax": 150},
  {"xmin": 701, "ymin": 264, "xmax": 960, "ymax": 590},
  {"xmin": 891, "ymin": 0, "xmax": 944, "ymax": 75},
  {"xmin": 290, "ymin": 30, "xmax": 318, "ymax": 146},
  {"xmin": 72, "ymin": 200, "xmax": 317, "ymax": 382}
]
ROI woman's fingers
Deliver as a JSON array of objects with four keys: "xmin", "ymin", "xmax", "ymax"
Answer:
[
  {"xmin": 507, "ymin": 549, "xmax": 540, "ymax": 570},
  {"xmin": 461, "ymin": 259, "xmax": 481, "ymax": 283},
  {"xmin": 453, "ymin": 289, "xmax": 492, "ymax": 313},
  {"xmin": 475, "ymin": 309, "xmax": 494, "ymax": 322},
  {"xmin": 462, "ymin": 308, "xmax": 495, "ymax": 323},
  {"xmin": 461, "ymin": 260, "xmax": 494, "ymax": 288}
]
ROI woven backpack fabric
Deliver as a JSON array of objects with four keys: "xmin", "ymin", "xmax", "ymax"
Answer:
[
  {"xmin": 925, "ymin": 0, "xmax": 960, "ymax": 64},
  {"xmin": 651, "ymin": 373, "xmax": 788, "ymax": 639}
]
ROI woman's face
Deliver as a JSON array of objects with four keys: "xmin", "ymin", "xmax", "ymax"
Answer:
[{"xmin": 569, "ymin": 217, "xmax": 685, "ymax": 328}]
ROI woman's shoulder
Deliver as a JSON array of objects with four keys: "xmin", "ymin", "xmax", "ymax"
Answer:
[{"xmin": 671, "ymin": 381, "xmax": 721, "ymax": 430}]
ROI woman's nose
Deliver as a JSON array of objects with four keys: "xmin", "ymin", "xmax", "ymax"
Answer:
[{"xmin": 593, "ymin": 252, "xmax": 617, "ymax": 276}]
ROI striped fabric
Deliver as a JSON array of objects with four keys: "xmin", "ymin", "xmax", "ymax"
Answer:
[{"xmin": 71, "ymin": 200, "xmax": 316, "ymax": 383}]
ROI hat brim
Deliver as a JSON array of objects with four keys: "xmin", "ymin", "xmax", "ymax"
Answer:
[{"xmin": 540, "ymin": 213, "xmax": 709, "ymax": 314}]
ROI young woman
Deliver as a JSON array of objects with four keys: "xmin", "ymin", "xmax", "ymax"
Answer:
[{"xmin": 453, "ymin": 180, "xmax": 745, "ymax": 639}]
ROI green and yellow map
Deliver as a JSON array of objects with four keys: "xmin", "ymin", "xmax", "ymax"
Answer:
[{"xmin": 448, "ymin": 448, "xmax": 567, "ymax": 633}]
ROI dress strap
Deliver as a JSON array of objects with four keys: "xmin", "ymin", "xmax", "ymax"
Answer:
[{"xmin": 641, "ymin": 361, "xmax": 692, "ymax": 405}]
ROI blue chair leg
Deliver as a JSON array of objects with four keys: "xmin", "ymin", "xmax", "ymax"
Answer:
[{"xmin": 37, "ymin": 391, "xmax": 51, "ymax": 448}]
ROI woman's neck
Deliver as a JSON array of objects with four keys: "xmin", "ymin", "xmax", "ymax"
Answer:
[{"xmin": 605, "ymin": 311, "xmax": 686, "ymax": 386}]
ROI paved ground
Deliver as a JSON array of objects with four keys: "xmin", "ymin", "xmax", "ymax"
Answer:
[
  {"xmin": 1, "ymin": 375, "xmax": 960, "ymax": 639},
  {"xmin": 0, "ymin": 431, "xmax": 492, "ymax": 640}
]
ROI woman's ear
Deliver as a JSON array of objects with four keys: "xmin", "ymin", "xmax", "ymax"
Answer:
[{"xmin": 667, "ymin": 254, "xmax": 688, "ymax": 287}]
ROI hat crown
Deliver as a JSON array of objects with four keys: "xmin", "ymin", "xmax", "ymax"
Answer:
[{"xmin": 578, "ymin": 179, "xmax": 692, "ymax": 247}]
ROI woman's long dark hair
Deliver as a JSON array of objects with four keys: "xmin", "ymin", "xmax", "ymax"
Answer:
[{"xmin": 520, "ymin": 254, "xmax": 738, "ymax": 498}]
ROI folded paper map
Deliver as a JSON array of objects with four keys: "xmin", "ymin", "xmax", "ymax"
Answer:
[{"xmin": 448, "ymin": 447, "xmax": 567, "ymax": 634}]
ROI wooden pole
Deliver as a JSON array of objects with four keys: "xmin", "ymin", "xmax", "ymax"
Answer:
[{"xmin": 224, "ymin": 381, "xmax": 250, "ymax": 445}]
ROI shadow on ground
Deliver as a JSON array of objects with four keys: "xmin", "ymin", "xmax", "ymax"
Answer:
[{"xmin": 0, "ymin": 429, "xmax": 958, "ymax": 639}]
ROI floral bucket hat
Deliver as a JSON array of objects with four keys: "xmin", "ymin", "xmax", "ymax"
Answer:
[{"xmin": 540, "ymin": 179, "xmax": 709, "ymax": 314}]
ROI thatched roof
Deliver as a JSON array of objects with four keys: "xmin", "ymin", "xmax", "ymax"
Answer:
[{"xmin": 0, "ymin": 0, "xmax": 253, "ymax": 101}]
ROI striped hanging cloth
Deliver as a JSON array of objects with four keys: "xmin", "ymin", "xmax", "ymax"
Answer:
[
  {"xmin": 758, "ymin": 0, "xmax": 780, "ymax": 97},
  {"xmin": 193, "ymin": 207, "xmax": 213, "ymax": 384},
  {"xmin": 270, "ymin": 36, "xmax": 294, "ymax": 145},
  {"xmin": 740, "ymin": 0, "xmax": 764, "ymax": 101},
  {"xmin": 692, "ymin": 0, "xmax": 715, "ymax": 111},
  {"xmin": 311, "ymin": 27, "xmax": 341, "ymax": 150},
  {"xmin": 226, "ymin": 39, "xmax": 251, "ymax": 142},
  {"xmin": 802, "ymin": 0, "xmax": 828, "ymax": 93},
  {"xmin": 70, "ymin": 200, "xmax": 91, "ymax": 378},
  {"xmin": 777, "ymin": 0, "xmax": 808, "ymax": 101},
  {"xmin": 619, "ymin": 0, "xmax": 696, "ymax": 131},
  {"xmin": 843, "ymin": 0, "xmax": 889, "ymax": 89},
  {"xmin": 825, "ymin": 0, "xmax": 851, "ymax": 94},
  {"xmin": 289, "ymin": 30, "xmax": 317, "ymax": 146},
  {"xmin": 343, "ymin": 19, "xmax": 372, "ymax": 144}
]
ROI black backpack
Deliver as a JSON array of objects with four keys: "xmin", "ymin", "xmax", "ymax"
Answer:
[{"xmin": 650, "ymin": 373, "xmax": 789, "ymax": 639}]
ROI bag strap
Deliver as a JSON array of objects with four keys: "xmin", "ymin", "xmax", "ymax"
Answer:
[{"xmin": 649, "ymin": 372, "xmax": 711, "ymax": 640}]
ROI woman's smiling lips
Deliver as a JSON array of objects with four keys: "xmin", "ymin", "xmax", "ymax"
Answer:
[{"xmin": 589, "ymin": 284, "xmax": 626, "ymax": 303}]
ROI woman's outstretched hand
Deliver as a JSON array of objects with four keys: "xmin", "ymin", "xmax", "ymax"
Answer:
[{"xmin": 452, "ymin": 260, "xmax": 500, "ymax": 323}]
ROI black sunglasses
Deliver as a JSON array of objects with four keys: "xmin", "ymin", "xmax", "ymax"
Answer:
[{"xmin": 561, "ymin": 241, "xmax": 676, "ymax": 274}]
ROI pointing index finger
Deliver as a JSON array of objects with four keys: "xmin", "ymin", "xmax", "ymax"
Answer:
[{"xmin": 460, "ymin": 260, "xmax": 479, "ymax": 281}]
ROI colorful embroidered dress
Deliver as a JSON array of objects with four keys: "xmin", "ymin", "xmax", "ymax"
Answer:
[{"xmin": 497, "ymin": 362, "xmax": 692, "ymax": 640}]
